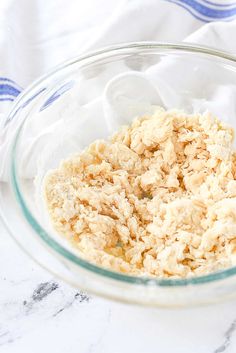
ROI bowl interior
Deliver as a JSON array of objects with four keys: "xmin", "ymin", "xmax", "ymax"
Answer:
[{"xmin": 9, "ymin": 43, "xmax": 236, "ymax": 288}]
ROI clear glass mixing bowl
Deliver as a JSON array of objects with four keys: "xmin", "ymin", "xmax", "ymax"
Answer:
[{"xmin": 2, "ymin": 42, "xmax": 236, "ymax": 307}]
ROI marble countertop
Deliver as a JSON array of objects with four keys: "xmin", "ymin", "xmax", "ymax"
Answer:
[{"xmin": 1, "ymin": 221, "xmax": 236, "ymax": 353}]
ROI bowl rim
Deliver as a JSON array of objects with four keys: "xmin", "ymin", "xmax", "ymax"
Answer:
[{"xmin": 9, "ymin": 41, "xmax": 236, "ymax": 287}]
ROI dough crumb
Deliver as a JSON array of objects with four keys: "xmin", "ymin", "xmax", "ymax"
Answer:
[{"xmin": 44, "ymin": 108, "xmax": 236, "ymax": 278}]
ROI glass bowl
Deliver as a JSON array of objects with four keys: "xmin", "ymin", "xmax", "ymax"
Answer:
[{"xmin": 2, "ymin": 42, "xmax": 236, "ymax": 307}]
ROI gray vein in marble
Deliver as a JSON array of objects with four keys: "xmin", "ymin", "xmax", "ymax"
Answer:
[
  {"xmin": 0, "ymin": 337, "xmax": 21, "ymax": 347},
  {"xmin": 53, "ymin": 292, "xmax": 90, "ymax": 317},
  {"xmin": 87, "ymin": 308, "xmax": 112, "ymax": 353},
  {"xmin": 214, "ymin": 319, "xmax": 236, "ymax": 353},
  {"xmin": 0, "ymin": 332, "xmax": 9, "ymax": 339},
  {"xmin": 0, "ymin": 281, "xmax": 61, "ymax": 347},
  {"xmin": 0, "ymin": 327, "xmax": 20, "ymax": 347},
  {"xmin": 32, "ymin": 281, "xmax": 59, "ymax": 302},
  {"xmin": 23, "ymin": 281, "xmax": 59, "ymax": 312}
]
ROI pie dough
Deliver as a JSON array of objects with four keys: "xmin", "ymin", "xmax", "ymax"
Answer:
[{"xmin": 44, "ymin": 108, "xmax": 236, "ymax": 278}]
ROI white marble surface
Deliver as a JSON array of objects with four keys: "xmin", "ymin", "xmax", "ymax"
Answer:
[{"xmin": 1, "ymin": 220, "xmax": 236, "ymax": 353}]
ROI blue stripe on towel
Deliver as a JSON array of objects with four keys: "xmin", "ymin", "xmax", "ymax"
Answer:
[
  {"xmin": 0, "ymin": 78, "xmax": 22, "ymax": 101},
  {"xmin": 0, "ymin": 84, "xmax": 21, "ymax": 97},
  {"xmin": 3, "ymin": 87, "xmax": 46, "ymax": 127},
  {"xmin": 166, "ymin": 0, "xmax": 209, "ymax": 21},
  {"xmin": 0, "ymin": 97, "xmax": 15, "ymax": 102},
  {"xmin": 165, "ymin": 0, "xmax": 236, "ymax": 21},
  {"xmin": 40, "ymin": 81, "xmax": 74, "ymax": 111},
  {"xmin": 0, "ymin": 77, "xmax": 22, "ymax": 87},
  {"xmin": 201, "ymin": 0, "xmax": 236, "ymax": 8}
]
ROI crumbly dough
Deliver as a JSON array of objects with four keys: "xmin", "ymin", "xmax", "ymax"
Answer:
[{"xmin": 44, "ymin": 108, "xmax": 236, "ymax": 278}]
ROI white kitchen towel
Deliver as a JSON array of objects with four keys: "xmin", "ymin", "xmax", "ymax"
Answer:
[{"xmin": 1, "ymin": 0, "xmax": 236, "ymax": 181}]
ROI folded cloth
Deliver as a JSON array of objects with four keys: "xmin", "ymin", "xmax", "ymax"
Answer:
[{"xmin": 1, "ymin": 0, "xmax": 236, "ymax": 181}]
